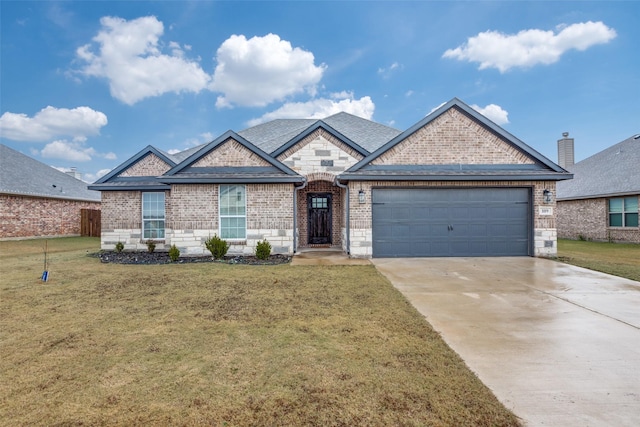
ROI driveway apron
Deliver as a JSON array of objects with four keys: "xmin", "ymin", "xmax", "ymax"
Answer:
[{"xmin": 372, "ymin": 257, "xmax": 640, "ymax": 427}]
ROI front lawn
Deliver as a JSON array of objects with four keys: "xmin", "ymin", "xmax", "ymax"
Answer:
[
  {"xmin": 0, "ymin": 238, "xmax": 519, "ymax": 426},
  {"xmin": 558, "ymin": 239, "xmax": 640, "ymax": 282}
]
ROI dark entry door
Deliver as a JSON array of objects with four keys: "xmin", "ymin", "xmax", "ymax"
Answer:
[{"xmin": 308, "ymin": 193, "xmax": 332, "ymax": 244}]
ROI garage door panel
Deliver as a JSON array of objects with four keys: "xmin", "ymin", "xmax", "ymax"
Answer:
[{"xmin": 372, "ymin": 188, "xmax": 531, "ymax": 257}]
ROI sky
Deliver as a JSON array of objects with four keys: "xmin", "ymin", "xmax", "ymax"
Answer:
[{"xmin": 1, "ymin": 1, "xmax": 638, "ymax": 183}]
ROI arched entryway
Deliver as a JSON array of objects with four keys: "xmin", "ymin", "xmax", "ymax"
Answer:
[{"xmin": 296, "ymin": 173, "xmax": 344, "ymax": 250}]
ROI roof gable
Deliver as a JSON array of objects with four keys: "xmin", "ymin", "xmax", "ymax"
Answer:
[
  {"xmin": 165, "ymin": 130, "xmax": 298, "ymax": 177},
  {"xmin": 348, "ymin": 98, "xmax": 566, "ymax": 173},
  {"xmin": 94, "ymin": 146, "xmax": 176, "ymax": 184},
  {"xmin": 557, "ymin": 134, "xmax": 640, "ymax": 200},
  {"xmin": 271, "ymin": 121, "xmax": 369, "ymax": 159}
]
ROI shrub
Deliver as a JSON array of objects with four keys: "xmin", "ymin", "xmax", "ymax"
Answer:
[
  {"xmin": 146, "ymin": 240, "xmax": 156, "ymax": 253},
  {"xmin": 115, "ymin": 241, "xmax": 124, "ymax": 253},
  {"xmin": 255, "ymin": 239, "xmax": 272, "ymax": 260},
  {"xmin": 205, "ymin": 235, "xmax": 229, "ymax": 259},
  {"xmin": 169, "ymin": 244, "xmax": 180, "ymax": 262},
  {"xmin": 578, "ymin": 234, "xmax": 586, "ymax": 241}
]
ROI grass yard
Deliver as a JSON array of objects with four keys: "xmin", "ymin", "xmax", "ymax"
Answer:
[
  {"xmin": 558, "ymin": 239, "xmax": 640, "ymax": 282},
  {"xmin": 0, "ymin": 238, "xmax": 519, "ymax": 426}
]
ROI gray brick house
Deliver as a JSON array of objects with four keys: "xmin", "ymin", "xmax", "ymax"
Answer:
[
  {"xmin": 89, "ymin": 98, "xmax": 571, "ymax": 258},
  {"xmin": 557, "ymin": 133, "xmax": 640, "ymax": 243}
]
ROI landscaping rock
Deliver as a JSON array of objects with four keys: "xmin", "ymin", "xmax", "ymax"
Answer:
[{"xmin": 93, "ymin": 251, "xmax": 291, "ymax": 265}]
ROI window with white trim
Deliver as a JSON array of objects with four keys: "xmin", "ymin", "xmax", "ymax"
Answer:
[
  {"xmin": 142, "ymin": 192, "xmax": 165, "ymax": 239},
  {"xmin": 609, "ymin": 197, "xmax": 638, "ymax": 227},
  {"xmin": 219, "ymin": 185, "xmax": 246, "ymax": 239}
]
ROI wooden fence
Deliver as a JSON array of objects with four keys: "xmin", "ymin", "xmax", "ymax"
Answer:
[{"xmin": 80, "ymin": 209, "xmax": 101, "ymax": 237}]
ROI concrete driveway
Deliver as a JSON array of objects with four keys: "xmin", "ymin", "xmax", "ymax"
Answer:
[{"xmin": 372, "ymin": 257, "xmax": 640, "ymax": 427}]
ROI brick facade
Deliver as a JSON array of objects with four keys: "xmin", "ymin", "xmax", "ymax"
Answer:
[
  {"xmin": 374, "ymin": 108, "xmax": 534, "ymax": 166},
  {"xmin": 557, "ymin": 196, "xmax": 640, "ymax": 243},
  {"xmin": 119, "ymin": 153, "xmax": 171, "ymax": 177},
  {"xmin": 194, "ymin": 139, "xmax": 271, "ymax": 167},
  {"xmin": 0, "ymin": 194, "xmax": 101, "ymax": 239},
  {"xmin": 100, "ymin": 184, "xmax": 295, "ymax": 255},
  {"xmin": 97, "ymin": 103, "xmax": 566, "ymax": 258}
]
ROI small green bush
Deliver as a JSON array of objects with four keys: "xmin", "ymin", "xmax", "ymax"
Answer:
[
  {"xmin": 169, "ymin": 244, "xmax": 180, "ymax": 262},
  {"xmin": 205, "ymin": 235, "xmax": 229, "ymax": 259},
  {"xmin": 255, "ymin": 239, "xmax": 272, "ymax": 260},
  {"xmin": 115, "ymin": 241, "xmax": 124, "ymax": 253},
  {"xmin": 146, "ymin": 240, "xmax": 156, "ymax": 253}
]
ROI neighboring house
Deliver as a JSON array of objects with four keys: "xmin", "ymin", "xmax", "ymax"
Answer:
[
  {"xmin": 557, "ymin": 133, "xmax": 640, "ymax": 243},
  {"xmin": 0, "ymin": 144, "xmax": 101, "ymax": 239},
  {"xmin": 89, "ymin": 98, "xmax": 571, "ymax": 258}
]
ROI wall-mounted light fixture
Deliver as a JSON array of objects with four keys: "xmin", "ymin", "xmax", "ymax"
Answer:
[
  {"xmin": 543, "ymin": 189, "xmax": 553, "ymax": 204},
  {"xmin": 358, "ymin": 189, "xmax": 366, "ymax": 204}
]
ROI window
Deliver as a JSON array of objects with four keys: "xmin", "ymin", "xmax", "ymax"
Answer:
[
  {"xmin": 220, "ymin": 185, "xmax": 246, "ymax": 239},
  {"xmin": 609, "ymin": 197, "xmax": 638, "ymax": 227},
  {"xmin": 142, "ymin": 192, "xmax": 165, "ymax": 239}
]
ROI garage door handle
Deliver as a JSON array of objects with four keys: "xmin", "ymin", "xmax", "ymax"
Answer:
[{"xmin": 447, "ymin": 224, "xmax": 453, "ymax": 231}]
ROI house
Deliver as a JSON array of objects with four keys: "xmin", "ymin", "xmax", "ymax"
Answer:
[
  {"xmin": 89, "ymin": 98, "xmax": 571, "ymax": 258},
  {"xmin": 556, "ymin": 133, "xmax": 640, "ymax": 243},
  {"xmin": 0, "ymin": 144, "xmax": 101, "ymax": 239}
]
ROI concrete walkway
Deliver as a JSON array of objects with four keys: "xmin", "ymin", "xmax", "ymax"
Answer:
[
  {"xmin": 291, "ymin": 250, "xmax": 371, "ymax": 266},
  {"xmin": 372, "ymin": 257, "xmax": 640, "ymax": 427}
]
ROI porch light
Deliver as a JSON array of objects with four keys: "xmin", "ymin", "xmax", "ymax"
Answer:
[
  {"xmin": 543, "ymin": 189, "xmax": 553, "ymax": 204},
  {"xmin": 358, "ymin": 189, "xmax": 366, "ymax": 204}
]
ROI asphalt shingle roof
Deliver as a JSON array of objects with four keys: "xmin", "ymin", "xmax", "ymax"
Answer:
[
  {"xmin": 557, "ymin": 134, "xmax": 640, "ymax": 200},
  {"xmin": 0, "ymin": 144, "xmax": 101, "ymax": 202},
  {"xmin": 237, "ymin": 112, "xmax": 401, "ymax": 155}
]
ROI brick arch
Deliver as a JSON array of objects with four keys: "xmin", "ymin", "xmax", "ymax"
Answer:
[{"xmin": 305, "ymin": 171, "xmax": 336, "ymax": 183}]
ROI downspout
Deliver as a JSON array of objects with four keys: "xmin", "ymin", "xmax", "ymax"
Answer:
[
  {"xmin": 334, "ymin": 178, "xmax": 350, "ymax": 255},
  {"xmin": 293, "ymin": 179, "xmax": 308, "ymax": 253}
]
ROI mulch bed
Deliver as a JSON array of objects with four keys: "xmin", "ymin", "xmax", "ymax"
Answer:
[{"xmin": 93, "ymin": 251, "xmax": 291, "ymax": 265}]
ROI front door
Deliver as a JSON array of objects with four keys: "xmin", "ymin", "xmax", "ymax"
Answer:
[{"xmin": 308, "ymin": 193, "xmax": 332, "ymax": 244}]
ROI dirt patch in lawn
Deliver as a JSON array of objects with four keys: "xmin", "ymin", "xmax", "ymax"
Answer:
[{"xmin": 0, "ymin": 238, "xmax": 521, "ymax": 426}]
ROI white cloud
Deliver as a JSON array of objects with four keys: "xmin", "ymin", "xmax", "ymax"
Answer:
[
  {"xmin": 378, "ymin": 62, "xmax": 402, "ymax": 78},
  {"xmin": 246, "ymin": 94, "xmax": 374, "ymax": 126},
  {"xmin": 83, "ymin": 168, "xmax": 112, "ymax": 183},
  {"xmin": 76, "ymin": 16, "xmax": 211, "ymax": 104},
  {"xmin": 40, "ymin": 140, "xmax": 116, "ymax": 162},
  {"xmin": 211, "ymin": 33, "xmax": 326, "ymax": 108},
  {"xmin": 0, "ymin": 106, "xmax": 107, "ymax": 142},
  {"xmin": 443, "ymin": 21, "xmax": 616, "ymax": 72},
  {"xmin": 41, "ymin": 140, "xmax": 96, "ymax": 162},
  {"xmin": 428, "ymin": 102, "xmax": 447, "ymax": 115},
  {"xmin": 471, "ymin": 104, "xmax": 510, "ymax": 125},
  {"xmin": 168, "ymin": 132, "xmax": 214, "ymax": 153}
]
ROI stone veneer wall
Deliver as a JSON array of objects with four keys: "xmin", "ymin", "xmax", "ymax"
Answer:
[
  {"xmin": 346, "ymin": 180, "xmax": 558, "ymax": 258},
  {"xmin": 0, "ymin": 194, "xmax": 100, "ymax": 239},
  {"xmin": 557, "ymin": 196, "xmax": 640, "ymax": 243},
  {"xmin": 278, "ymin": 129, "xmax": 362, "ymax": 175}
]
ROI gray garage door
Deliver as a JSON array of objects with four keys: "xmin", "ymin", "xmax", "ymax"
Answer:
[{"xmin": 372, "ymin": 188, "xmax": 531, "ymax": 257}]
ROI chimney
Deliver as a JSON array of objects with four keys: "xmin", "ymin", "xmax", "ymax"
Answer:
[
  {"xmin": 557, "ymin": 132, "xmax": 574, "ymax": 169},
  {"xmin": 65, "ymin": 167, "xmax": 82, "ymax": 180}
]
